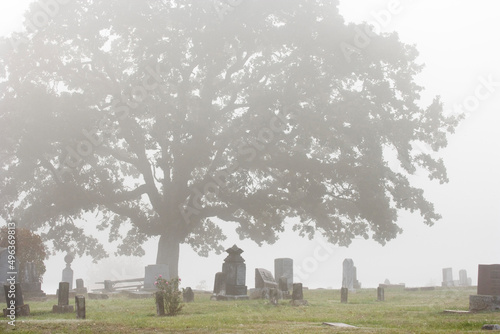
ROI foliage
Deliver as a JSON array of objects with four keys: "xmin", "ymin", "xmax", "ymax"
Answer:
[
  {"xmin": 0, "ymin": 225, "xmax": 48, "ymax": 283},
  {"xmin": 0, "ymin": 0, "xmax": 460, "ymax": 275},
  {"xmin": 154, "ymin": 276, "xmax": 183, "ymax": 316}
]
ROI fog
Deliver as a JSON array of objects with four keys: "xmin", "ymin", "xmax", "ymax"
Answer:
[{"xmin": 0, "ymin": 0, "xmax": 498, "ymax": 294}]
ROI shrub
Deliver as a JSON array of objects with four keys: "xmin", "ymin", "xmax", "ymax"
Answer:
[{"xmin": 155, "ymin": 276, "xmax": 183, "ymax": 316}]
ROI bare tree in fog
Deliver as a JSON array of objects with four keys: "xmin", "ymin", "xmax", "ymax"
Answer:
[{"xmin": 0, "ymin": 0, "xmax": 459, "ymax": 277}]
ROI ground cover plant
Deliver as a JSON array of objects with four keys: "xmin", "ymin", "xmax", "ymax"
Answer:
[{"xmin": 1, "ymin": 287, "xmax": 498, "ymax": 333}]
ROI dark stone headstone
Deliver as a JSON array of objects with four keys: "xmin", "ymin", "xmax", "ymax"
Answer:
[
  {"xmin": 53, "ymin": 282, "xmax": 74, "ymax": 313},
  {"xmin": 341, "ymin": 287, "xmax": 348, "ymax": 303},
  {"xmin": 292, "ymin": 283, "xmax": 303, "ymax": 300},
  {"xmin": 377, "ymin": 287, "xmax": 385, "ymax": 301},
  {"xmin": 183, "ymin": 287, "xmax": 194, "ymax": 303},
  {"xmin": 213, "ymin": 272, "xmax": 226, "ymax": 296},
  {"xmin": 156, "ymin": 291, "xmax": 165, "ymax": 316},
  {"xmin": 255, "ymin": 268, "xmax": 277, "ymax": 289},
  {"xmin": 478, "ymin": 264, "xmax": 500, "ymax": 296},
  {"xmin": 75, "ymin": 295, "xmax": 85, "ymax": 319},
  {"xmin": 269, "ymin": 288, "xmax": 279, "ymax": 305},
  {"xmin": 278, "ymin": 276, "xmax": 288, "ymax": 292},
  {"xmin": 222, "ymin": 245, "xmax": 247, "ymax": 297},
  {"xmin": 274, "ymin": 258, "xmax": 293, "ymax": 291}
]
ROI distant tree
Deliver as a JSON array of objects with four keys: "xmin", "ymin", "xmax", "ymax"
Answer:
[
  {"xmin": 0, "ymin": 226, "xmax": 48, "ymax": 283},
  {"xmin": 0, "ymin": 0, "xmax": 460, "ymax": 277}
]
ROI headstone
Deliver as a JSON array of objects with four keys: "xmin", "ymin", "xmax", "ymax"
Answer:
[
  {"xmin": 3, "ymin": 283, "xmax": 30, "ymax": 317},
  {"xmin": 75, "ymin": 278, "xmax": 88, "ymax": 294},
  {"xmin": 341, "ymin": 287, "xmax": 348, "ymax": 303},
  {"xmin": 274, "ymin": 258, "xmax": 293, "ymax": 291},
  {"xmin": 377, "ymin": 287, "xmax": 385, "ymax": 301},
  {"xmin": 278, "ymin": 277, "xmax": 288, "ymax": 292},
  {"xmin": 104, "ymin": 280, "xmax": 114, "ymax": 292},
  {"xmin": 353, "ymin": 266, "xmax": 361, "ymax": 289},
  {"xmin": 478, "ymin": 264, "xmax": 500, "ymax": 296},
  {"xmin": 20, "ymin": 261, "xmax": 46, "ymax": 298},
  {"xmin": 0, "ymin": 248, "xmax": 9, "ymax": 284},
  {"xmin": 75, "ymin": 295, "xmax": 85, "ymax": 319},
  {"xmin": 144, "ymin": 264, "xmax": 170, "ymax": 290},
  {"xmin": 255, "ymin": 268, "xmax": 277, "ymax": 289},
  {"xmin": 53, "ymin": 282, "xmax": 74, "ymax": 313},
  {"xmin": 292, "ymin": 283, "xmax": 303, "ymax": 300},
  {"xmin": 269, "ymin": 288, "xmax": 279, "ymax": 305},
  {"xmin": 212, "ymin": 272, "xmax": 226, "ymax": 296},
  {"xmin": 459, "ymin": 270, "xmax": 469, "ymax": 287},
  {"xmin": 342, "ymin": 259, "xmax": 355, "ymax": 291},
  {"xmin": 62, "ymin": 253, "xmax": 74, "ymax": 290},
  {"xmin": 156, "ymin": 291, "xmax": 165, "ymax": 316},
  {"xmin": 442, "ymin": 267, "xmax": 453, "ymax": 287},
  {"xmin": 221, "ymin": 245, "xmax": 247, "ymax": 297},
  {"xmin": 384, "ymin": 279, "xmax": 391, "ymax": 285},
  {"xmin": 183, "ymin": 287, "xmax": 194, "ymax": 303}
]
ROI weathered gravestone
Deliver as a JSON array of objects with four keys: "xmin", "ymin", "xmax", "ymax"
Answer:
[
  {"xmin": 62, "ymin": 254, "xmax": 74, "ymax": 290},
  {"xmin": 274, "ymin": 258, "xmax": 293, "ymax": 291},
  {"xmin": 342, "ymin": 259, "xmax": 355, "ymax": 291},
  {"xmin": 469, "ymin": 264, "xmax": 500, "ymax": 312},
  {"xmin": 183, "ymin": 287, "xmax": 194, "ymax": 303},
  {"xmin": 255, "ymin": 268, "xmax": 277, "ymax": 289},
  {"xmin": 353, "ymin": 266, "xmax": 361, "ymax": 289},
  {"xmin": 341, "ymin": 287, "xmax": 348, "ymax": 303},
  {"xmin": 290, "ymin": 283, "xmax": 308, "ymax": 306},
  {"xmin": 219, "ymin": 245, "xmax": 248, "ymax": 300},
  {"xmin": 212, "ymin": 272, "xmax": 226, "ymax": 299},
  {"xmin": 22, "ymin": 262, "xmax": 46, "ymax": 298},
  {"xmin": 278, "ymin": 276, "xmax": 290, "ymax": 299},
  {"xmin": 3, "ymin": 283, "xmax": 30, "ymax": 317},
  {"xmin": 442, "ymin": 267, "xmax": 454, "ymax": 287},
  {"xmin": 252, "ymin": 268, "xmax": 278, "ymax": 300},
  {"xmin": 144, "ymin": 264, "xmax": 170, "ymax": 290},
  {"xmin": 53, "ymin": 282, "xmax": 74, "ymax": 313},
  {"xmin": 377, "ymin": 287, "xmax": 385, "ymax": 301},
  {"xmin": 75, "ymin": 278, "xmax": 88, "ymax": 294},
  {"xmin": 156, "ymin": 291, "xmax": 165, "ymax": 316},
  {"xmin": 459, "ymin": 270, "xmax": 470, "ymax": 287},
  {"xmin": 75, "ymin": 295, "xmax": 85, "ymax": 319}
]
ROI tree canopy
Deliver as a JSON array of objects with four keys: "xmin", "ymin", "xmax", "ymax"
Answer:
[{"xmin": 0, "ymin": 0, "xmax": 459, "ymax": 277}]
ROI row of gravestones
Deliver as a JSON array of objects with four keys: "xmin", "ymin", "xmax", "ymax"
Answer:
[
  {"xmin": 3, "ymin": 281, "xmax": 86, "ymax": 319},
  {"xmin": 442, "ymin": 267, "xmax": 472, "ymax": 287}
]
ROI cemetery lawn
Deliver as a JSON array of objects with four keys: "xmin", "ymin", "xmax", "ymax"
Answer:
[{"xmin": 1, "ymin": 287, "xmax": 498, "ymax": 333}]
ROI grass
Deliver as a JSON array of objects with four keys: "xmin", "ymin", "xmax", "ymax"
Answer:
[{"xmin": 1, "ymin": 287, "xmax": 498, "ymax": 333}]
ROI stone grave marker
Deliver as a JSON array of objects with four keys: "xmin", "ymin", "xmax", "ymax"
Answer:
[
  {"xmin": 183, "ymin": 287, "xmax": 194, "ymax": 303},
  {"xmin": 290, "ymin": 283, "xmax": 308, "ymax": 306},
  {"xmin": 377, "ymin": 287, "xmax": 385, "ymax": 301},
  {"xmin": 442, "ymin": 267, "xmax": 453, "ymax": 287},
  {"xmin": 75, "ymin": 278, "xmax": 88, "ymax": 294},
  {"xmin": 342, "ymin": 259, "xmax": 355, "ymax": 291},
  {"xmin": 144, "ymin": 264, "xmax": 170, "ymax": 290},
  {"xmin": 3, "ymin": 283, "xmax": 30, "ymax": 317},
  {"xmin": 156, "ymin": 291, "xmax": 165, "ymax": 316},
  {"xmin": 459, "ymin": 270, "xmax": 470, "ymax": 287},
  {"xmin": 212, "ymin": 272, "xmax": 226, "ymax": 298},
  {"xmin": 274, "ymin": 258, "xmax": 293, "ymax": 291},
  {"xmin": 255, "ymin": 268, "xmax": 277, "ymax": 289},
  {"xmin": 341, "ymin": 287, "xmax": 348, "ymax": 303},
  {"xmin": 53, "ymin": 282, "xmax": 74, "ymax": 313},
  {"xmin": 469, "ymin": 264, "xmax": 500, "ymax": 312},
  {"xmin": 75, "ymin": 295, "xmax": 86, "ymax": 319},
  {"xmin": 104, "ymin": 280, "xmax": 114, "ymax": 292},
  {"xmin": 22, "ymin": 261, "xmax": 46, "ymax": 298},
  {"xmin": 62, "ymin": 254, "xmax": 74, "ymax": 290},
  {"xmin": 220, "ymin": 245, "xmax": 248, "ymax": 299}
]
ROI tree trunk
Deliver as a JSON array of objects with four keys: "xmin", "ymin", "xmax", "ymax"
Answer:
[{"xmin": 156, "ymin": 234, "xmax": 180, "ymax": 279}]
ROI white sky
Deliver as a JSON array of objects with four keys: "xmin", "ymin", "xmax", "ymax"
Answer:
[{"xmin": 0, "ymin": 1, "xmax": 499, "ymax": 293}]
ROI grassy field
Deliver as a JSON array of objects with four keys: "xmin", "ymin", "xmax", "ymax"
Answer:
[{"xmin": 1, "ymin": 287, "xmax": 498, "ymax": 333}]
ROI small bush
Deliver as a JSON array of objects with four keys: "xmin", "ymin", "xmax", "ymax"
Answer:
[{"xmin": 155, "ymin": 276, "xmax": 183, "ymax": 316}]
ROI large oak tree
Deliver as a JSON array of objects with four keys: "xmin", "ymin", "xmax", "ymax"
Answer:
[{"xmin": 0, "ymin": 0, "xmax": 459, "ymax": 277}]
